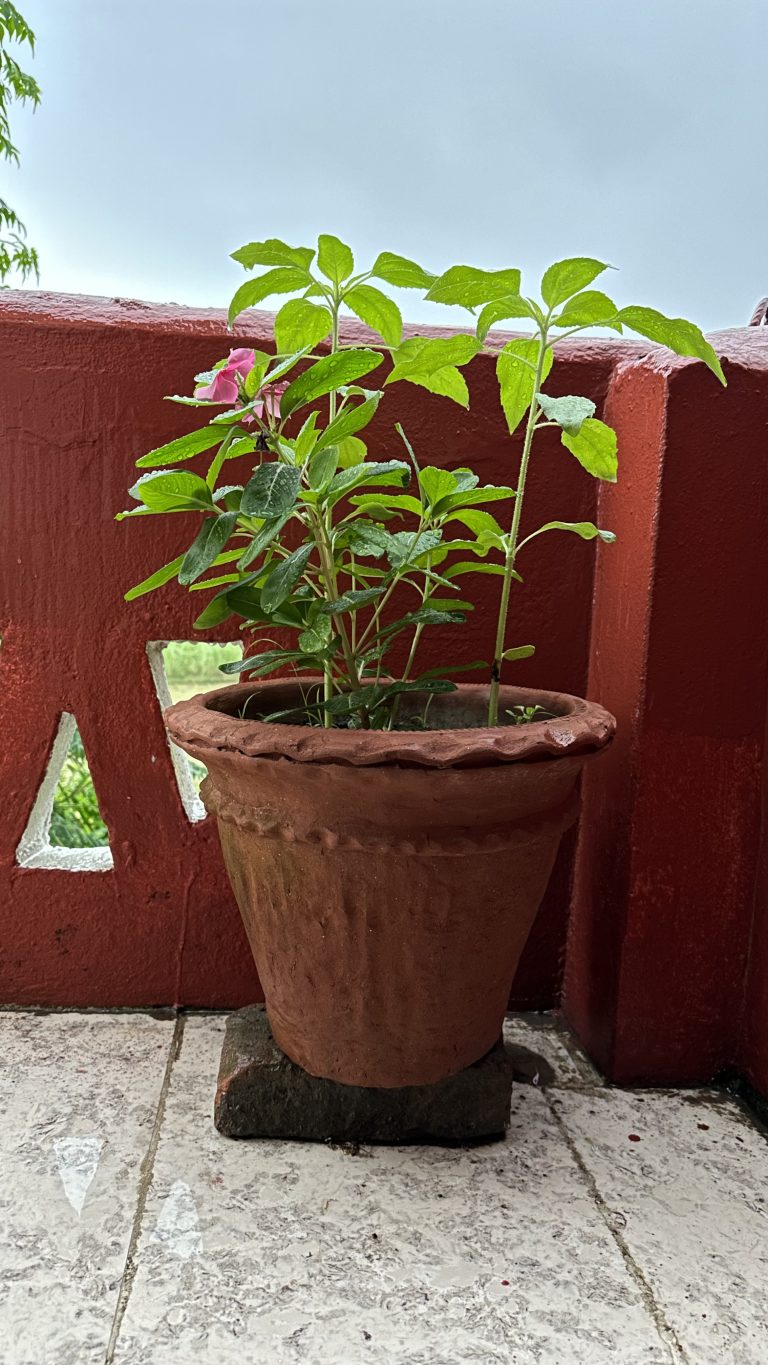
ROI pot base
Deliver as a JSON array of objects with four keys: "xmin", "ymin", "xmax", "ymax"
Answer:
[{"xmin": 215, "ymin": 1006, "xmax": 514, "ymax": 1145}]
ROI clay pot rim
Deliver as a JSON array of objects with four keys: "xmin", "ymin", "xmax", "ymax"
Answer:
[{"xmin": 165, "ymin": 679, "xmax": 616, "ymax": 770}]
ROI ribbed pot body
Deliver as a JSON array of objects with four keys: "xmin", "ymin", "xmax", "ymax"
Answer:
[{"xmin": 166, "ymin": 681, "xmax": 615, "ymax": 1087}]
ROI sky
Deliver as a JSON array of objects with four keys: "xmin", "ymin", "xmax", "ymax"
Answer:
[{"xmin": 7, "ymin": 0, "xmax": 768, "ymax": 332}]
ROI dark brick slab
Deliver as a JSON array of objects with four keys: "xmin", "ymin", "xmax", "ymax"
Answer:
[{"xmin": 214, "ymin": 1006, "xmax": 514, "ymax": 1145}]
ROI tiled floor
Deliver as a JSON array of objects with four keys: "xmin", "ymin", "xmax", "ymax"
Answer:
[{"xmin": 1, "ymin": 1010, "xmax": 766, "ymax": 1365}]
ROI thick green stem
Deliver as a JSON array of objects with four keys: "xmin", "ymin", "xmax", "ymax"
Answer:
[{"xmin": 487, "ymin": 330, "xmax": 549, "ymax": 727}]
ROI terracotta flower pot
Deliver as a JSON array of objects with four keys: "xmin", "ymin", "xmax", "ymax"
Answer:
[{"xmin": 165, "ymin": 680, "xmax": 615, "ymax": 1088}]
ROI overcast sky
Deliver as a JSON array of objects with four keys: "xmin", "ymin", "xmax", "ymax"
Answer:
[{"xmin": 8, "ymin": 0, "xmax": 768, "ymax": 332}]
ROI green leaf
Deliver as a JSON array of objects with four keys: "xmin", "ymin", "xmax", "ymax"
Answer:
[
  {"xmin": 426, "ymin": 266, "xmax": 522, "ymax": 308},
  {"xmin": 386, "ymin": 529, "xmax": 443, "ymax": 567},
  {"xmin": 527, "ymin": 520, "xmax": 616, "ymax": 544},
  {"xmin": 443, "ymin": 560, "xmax": 508, "ymax": 579},
  {"xmin": 294, "ymin": 411, "xmax": 320, "ymax": 462},
  {"xmin": 237, "ymin": 509, "xmax": 293, "ymax": 569},
  {"xmin": 536, "ymin": 392, "xmax": 596, "ymax": 436},
  {"xmin": 438, "ymin": 485, "xmax": 517, "ymax": 512},
  {"xmin": 345, "ymin": 284, "xmax": 402, "ymax": 346},
  {"xmin": 561, "ymin": 419, "xmax": 618, "ymax": 481},
  {"xmin": 193, "ymin": 590, "xmax": 234, "ymax": 629},
  {"xmin": 280, "ymin": 349, "xmax": 382, "ymax": 418},
  {"xmin": 308, "ymin": 445, "xmax": 338, "ymax": 492},
  {"xmin": 241, "ymin": 463, "xmax": 301, "ymax": 517},
  {"xmin": 337, "ymin": 435, "xmax": 367, "ymax": 468},
  {"xmin": 317, "ymin": 233, "xmax": 354, "ymax": 284},
  {"xmin": 124, "ymin": 555, "xmax": 185, "ymax": 601},
  {"xmin": 261, "ymin": 544, "xmax": 313, "ymax": 613},
  {"xmin": 618, "ymin": 305, "xmax": 726, "ymax": 384},
  {"xmin": 327, "ymin": 460, "xmax": 410, "ymax": 500},
  {"xmin": 227, "ymin": 266, "xmax": 308, "ymax": 326},
  {"xmin": 321, "ymin": 586, "xmax": 385, "ymax": 614},
  {"xmin": 275, "ymin": 299, "xmax": 331, "ymax": 353},
  {"xmin": 298, "ymin": 617, "xmax": 333, "ymax": 653},
  {"xmin": 388, "ymin": 334, "xmax": 480, "ymax": 379},
  {"xmin": 476, "ymin": 296, "xmax": 536, "ymax": 341},
  {"xmin": 554, "ymin": 290, "xmax": 621, "ymax": 330},
  {"xmin": 445, "ymin": 508, "xmax": 505, "ymax": 537},
  {"xmin": 132, "ymin": 470, "xmax": 214, "ymax": 512},
  {"xmin": 136, "ymin": 425, "xmax": 224, "ymax": 469},
  {"xmin": 541, "ymin": 258, "xmax": 610, "ymax": 309},
  {"xmin": 262, "ymin": 345, "xmax": 314, "ymax": 388},
  {"xmin": 399, "ymin": 366, "xmax": 468, "ymax": 407},
  {"xmin": 418, "ymin": 466, "xmax": 458, "ymax": 508},
  {"xmin": 370, "ymin": 251, "xmax": 435, "ymax": 290},
  {"xmin": 231, "ymin": 238, "xmax": 314, "ymax": 271},
  {"xmin": 243, "ymin": 353, "xmax": 272, "ymax": 398},
  {"xmin": 502, "ymin": 645, "xmax": 535, "ymax": 662},
  {"xmin": 178, "ymin": 512, "xmax": 238, "ymax": 585},
  {"xmin": 314, "ymin": 394, "xmax": 381, "ymax": 452},
  {"xmin": 349, "ymin": 492, "xmax": 422, "ymax": 515},
  {"xmin": 497, "ymin": 339, "xmax": 553, "ymax": 435},
  {"xmin": 345, "ymin": 522, "xmax": 393, "ymax": 557}
]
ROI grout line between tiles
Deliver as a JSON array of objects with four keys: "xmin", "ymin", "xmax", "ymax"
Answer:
[
  {"xmin": 543, "ymin": 1089, "xmax": 692, "ymax": 1365},
  {"xmin": 104, "ymin": 1012, "xmax": 185, "ymax": 1365}
]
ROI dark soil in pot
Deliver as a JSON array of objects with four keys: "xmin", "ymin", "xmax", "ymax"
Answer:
[{"xmin": 165, "ymin": 680, "xmax": 615, "ymax": 1088}]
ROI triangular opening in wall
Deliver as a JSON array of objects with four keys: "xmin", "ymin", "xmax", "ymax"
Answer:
[
  {"xmin": 16, "ymin": 713, "xmax": 113, "ymax": 871},
  {"xmin": 147, "ymin": 640, "xmax": 243, "ymax": 823}
]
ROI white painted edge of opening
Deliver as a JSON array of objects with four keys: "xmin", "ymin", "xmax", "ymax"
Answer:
[
  {"xmin": 146, "ymin": 642, "xmax": 206, "ymax": 823},
  {"xmin": 16, "ymin": 712, "xmax": 113, "ymax": 872}
]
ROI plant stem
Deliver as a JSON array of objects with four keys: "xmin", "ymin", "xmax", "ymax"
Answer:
[
  {"xmin": 320, "ymin": 294, "xmax": 342, "ymax": 723},
  {"xmin": 487, "ymin": 328, "xmax": 549, "ymax": 728}
]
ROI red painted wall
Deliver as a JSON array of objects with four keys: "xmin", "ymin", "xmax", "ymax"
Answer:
[
  {"xmin": 0, "ymin": 292, "xmax": 631, "ymax": 1010},
  {"xmin": 564, "ymin": 328, "xmax": 768, "ymax": 1094}
]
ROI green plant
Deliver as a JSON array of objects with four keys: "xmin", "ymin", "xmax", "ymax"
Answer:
[
  {"xmin": 0, "ymin": 3, "xmax": 40, "ymax": 284},
  {"xmin": 49, "ymin": 732, "xmax": 109, "ymax": 849},
  {"xmin": 121, "ymin": 235, "xmax": 724, "ymax": 730}
]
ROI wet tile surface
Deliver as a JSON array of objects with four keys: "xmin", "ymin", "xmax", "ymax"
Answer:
[
  {"xmin": 0, "ymin": 1011, "xmax": 173, "ymax": 1365},
  {"xmin": 1, "ymin": 1009, "xmax": 766, "ymax": 1365},
  {"xmin": 112, "ymin": 1017, "xmax": 669, "ymax": 1365},
  {"xmin": 554, "ymin": 1087, "xmax": 768, "ymax": 1365}
]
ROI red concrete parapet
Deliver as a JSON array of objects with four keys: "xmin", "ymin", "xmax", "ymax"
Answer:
[{"xmin": 565, "ymin": 327, "xmax": 768, "ymax": 1089}]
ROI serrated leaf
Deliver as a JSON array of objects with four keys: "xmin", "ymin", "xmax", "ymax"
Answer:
[
  {"xmin": 386, "ymin": 529, "xmax": 443, "ymax": 567},
  {"xmin": 241, "ymin": 463, "xmax": 301, "ymax": 517},
  {"xmin": 178, "ymin": 512, "xmax": 238, "ymax": 586},
  {"xmin": 476, "ymin": 296, "xmax": 536, "ymax": 341},
  {"xmin": 561, "ymin": 419, "xmax": 618, "ymax": 481},
  {"xmin": 346, "ymin": 522, "xmax": 393, "ymax": 557},
  {"xmin": 497, "ymin": 339, "xmax": 554, "ymax": 435},
  {"xmin": 388, "ymin": 333, "xmax": 480, "ymax": 379},
  {"xmin": 275, "ymin": 298, "xmax": 331, "ymax": 353},
  {"xmin": 231, "ymin": 238, "xmax": 314, "ymax": 271},
  {"xmin": 349, "ymin": 492, "xmax": 422, "ymax": 515},
  {"xmin": 618, "ymin": 305, "xmax": 726, "ymax": 384},
  {"xmin": 443, "ymin": 560, "xmax": 508, "ymax": 579},
  {"xmin": 426, "ymin": 265, "xmax": 522, "ymax": 308},
  {"xmin": 132, "ymin": 470, "xmax": 214, "ymax": 512},
  {"xmin": 124, "ymin": 555, "xmax": 185, "ymax": 601},
  {"xmin": 136, "ymin": 425, "xmax": 224, "ymax": 469},
  {"xmin": 314, "ymin": 394, "xmax": 380, "ymax": 452},
  {"xmin": 541, "ymin": 258, "xmax": 610, "ymax": 309},
  {"xmin": 445, "ymin": 508, "xmax": 505, "ymax": 537},
  {"xmin": 345, "ymin": 284, "xmax": 402, "ymax": 346},
  {"xmin": 317, "ymin": 233, "xmax": 354, "ymax": 284},
  {"xmin": 537, "ymin": 393, "xmax": 596, "ymax": 436},
  {"xmin": 399, "ymin": 366, "xmax": 469, "ymax": 407},
  {"xmin": 370, "ymin": 251, "xmax": 435, "ymax": 289},
  {"xmin": 261, "ymin": 544, "xmax": 313, "ymax": 613},
  {"xmin": 280, "ymin": 349, "xmax": 382, "ymax": 418},
  {"xmin": 554, "ymin": 290, "xmax": 621, "ymax": 330},
  {"xmin": 228, "ymin": 266, "xmax": 309, "ymax": 326},
  {"xmin": 438, "ymin": 485, "xmax": 517, "ymax": 512}
]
